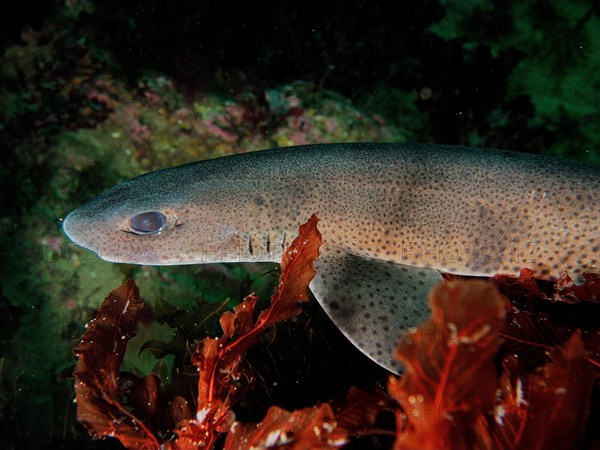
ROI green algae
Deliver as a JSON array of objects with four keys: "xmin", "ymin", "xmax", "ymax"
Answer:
[{"xmin": 429, "ymin": 0, "xmax": 600, "ymax": 163}]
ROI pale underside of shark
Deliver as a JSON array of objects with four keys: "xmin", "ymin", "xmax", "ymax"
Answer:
[{"xmin": 63, "ymin": 143, "xmax": 600, "ymax": 373}]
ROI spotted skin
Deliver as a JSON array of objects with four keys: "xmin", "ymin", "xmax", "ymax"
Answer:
[
  {"xmin": 63, "ymin": 143, "xmax": 600, "ymax": 372},
  {"xmin": 310, "ymin": 254, "xmax": 443, "ymax": 372}
]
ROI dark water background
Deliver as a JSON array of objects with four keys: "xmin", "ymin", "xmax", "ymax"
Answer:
[{"xmin": 0, "ymin": 1, "xmax": 598, "ymax": 448}]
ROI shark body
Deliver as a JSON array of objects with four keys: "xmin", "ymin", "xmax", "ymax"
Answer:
[{"xmin": 63, "ymin": 143, "xmax": 599, "ymax": 372}]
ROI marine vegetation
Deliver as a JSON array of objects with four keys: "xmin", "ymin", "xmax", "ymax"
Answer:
[{"xmin": 73, "ymin": 216, "xmax": 600, "ymax": 449}]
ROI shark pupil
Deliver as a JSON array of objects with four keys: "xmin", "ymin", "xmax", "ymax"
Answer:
[{"xmin": 130, "ymin": 211, "xmax": 166, "ymax": 234}]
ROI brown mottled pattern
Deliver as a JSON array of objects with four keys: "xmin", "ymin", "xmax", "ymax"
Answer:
[{"xmin": 63, "ymin": 143, "xmax": 599, "ymax": 372}]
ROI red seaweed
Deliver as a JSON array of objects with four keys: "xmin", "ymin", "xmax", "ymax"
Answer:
[{"xmin": 73, "ymin": 230, "xmax": 600, "ymax": 449}]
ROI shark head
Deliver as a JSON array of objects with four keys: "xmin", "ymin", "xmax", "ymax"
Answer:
[{"xmin": 63, "ymin": 163, "xmax": 249, "ymax": 265}]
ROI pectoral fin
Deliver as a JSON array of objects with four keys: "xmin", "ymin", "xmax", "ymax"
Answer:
[{"xmin": 310, "ymin": 253, "xmax": 443, "ymax": 373}]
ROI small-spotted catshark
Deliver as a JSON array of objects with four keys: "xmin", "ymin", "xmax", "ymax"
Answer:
[{"xmin": 63, "ymin": 143, "xmax": 599, "ymax": 372}]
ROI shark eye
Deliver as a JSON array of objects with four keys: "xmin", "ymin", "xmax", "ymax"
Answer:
[{"xmin": 129, "ymin": 211, "xmax": 166, "ymax": 234}]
